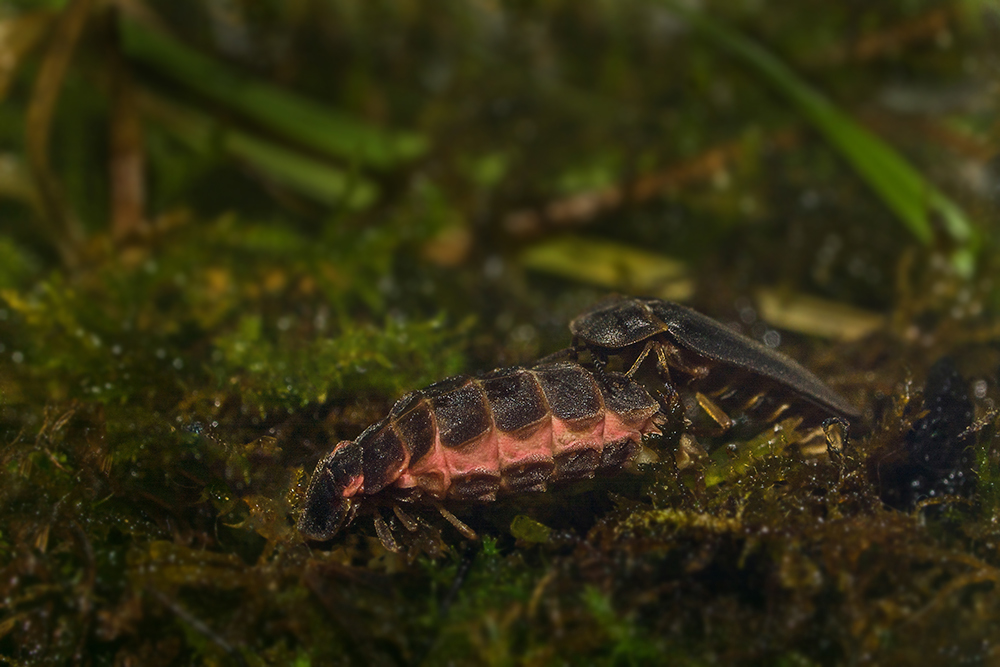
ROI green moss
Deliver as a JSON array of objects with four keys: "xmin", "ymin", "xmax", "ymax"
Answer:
[{"xmin": 2, "ymin": 0, "xmax": 999, "ymax": 664}]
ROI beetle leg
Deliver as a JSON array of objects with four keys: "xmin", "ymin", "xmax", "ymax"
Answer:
[
  {"xmin": 624, "ymin": 339, "xmax": 655, "ymax": 378},
  {"xmin": 393, "ymin": 503, "xmax": 419, "ymax": 532},
  {"xmin": 762, "ymin": 402, "xmax": 791, "ymax": 423},
  {"xmin": 658, "ymin": 341, "xmax": 711, "ymax": 380},
  {"xmin": 653, "ymin": 341, "xmax": 674, "ymax": 382},
  {"xmin": 741, "ymin": 391, "xmax": 767, "ymax": 411},
  {"xmin": 695, "ymin": 391, "xmax": 733, "ymax": 432},
  {"xmin": 373, "ymin": 510, "xmax": 401, "ymax": 553},
  {"xmin": 797, "ymin": 425, "xmax": 830, "ymax": 458},
  {"xmin": 433, "ymin": 502, "xmax": 478, "ymax": 541}
]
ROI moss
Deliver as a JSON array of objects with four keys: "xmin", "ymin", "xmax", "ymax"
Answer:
[{"xmin": 3, "ymin": 0, "xmax": 999, "ymax": 664}]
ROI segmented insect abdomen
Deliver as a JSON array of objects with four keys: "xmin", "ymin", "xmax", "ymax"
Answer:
[{"xmin": 332, "ymin": 361, "xmax": 662, "ymax": 503}]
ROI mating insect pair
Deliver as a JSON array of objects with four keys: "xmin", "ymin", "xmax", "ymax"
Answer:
[{"xmin": 298, "ymin": 296, "xmax": 860, "ymax": 544}]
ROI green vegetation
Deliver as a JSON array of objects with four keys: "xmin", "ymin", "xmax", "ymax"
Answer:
[{"xmin": 2, "ymin": 1, "xmax": 998, "ymax": 664}]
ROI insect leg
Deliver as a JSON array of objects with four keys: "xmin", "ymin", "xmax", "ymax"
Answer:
[
  {"xmin": 624, "ymin": 339, "xmax": 655, "ymax": 378},
  {"xmin": 373, "ymin": 509, "xmax": 401, "ymax": 552},
  {"xmin": 651, "ymin": 340, "xmax": 677, "ymax": 385},
  {"xmin": 392, "ymin": 503, "xmax": 419, "ymax": 532},
  {"xmin": 433, "ymin": 502, "xmax": 478, "ymax": 540},
  {"xmin": 762, "ymin": 402, "xmax": 791, "ymax": 423},
  {"xmin": 695, "ymin": 391, "xmax": 733, "ymax": 432},
  {"xmin": 658, "ymin": 340, "xmax": 711, "ymax": 380}
]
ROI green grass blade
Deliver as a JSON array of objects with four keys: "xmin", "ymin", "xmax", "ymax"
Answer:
[
  {"xmin": 662, "ymin": 2, "xmax": 977, "ymax": 267},
  {"xmin": 519, "ymin": 237, "xmax": 692, "ymax": 299},
  {"xmin": 122, "ymin": 20, "xmax": 427, "ymax": 169},
  {"xmin": 141, "ymin": 93, "xmax": 378, "ymax": 209}
]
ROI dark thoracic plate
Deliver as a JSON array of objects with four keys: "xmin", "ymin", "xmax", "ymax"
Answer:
[
  {"xmin": 480, "ymin": 368, "xmax": 550, "ymax": 434},
  {"xmin": 428, "ymin": 379, "xmax": 492, "ymax": 449},
  {"xmin": 597, "ymin": 372, "xmax": 659, "ymax": 425},
  {"xmin": 392, "ymin": 398, "xmax": 436, "ymax": 464},
  {"xmin": 359, "ymin": 424, "xmax": 406, "ymax": 494},
  {"xmin": 325, "ymin": 440, "xmax": 363, "ymax": 489},
  {"xmin": 532, "ymin": 362, "xmax": 604, "ymax": 421},
  {"xmin": 571, "ymin": 298, "xmax": 663, "ymax": 348}
]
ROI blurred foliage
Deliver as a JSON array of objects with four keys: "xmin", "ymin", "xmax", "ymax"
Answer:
[{"xmin": 1, "ymin": 0, "xmax": 1000, "ymax": 664}]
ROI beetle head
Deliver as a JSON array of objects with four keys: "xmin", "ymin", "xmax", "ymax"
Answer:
[
  {"xmin": 298, "ymin": 440, "xmax": 363, "ymax": 541},
  {"xmin": 570, "ymin": 297, "xmax": 664, "ymax": 348}
]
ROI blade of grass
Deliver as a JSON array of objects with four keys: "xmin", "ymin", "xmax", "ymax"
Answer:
[
  {"xmin": 0, "ymin": 11, "xmax": 54, "ymax": 102},
  {"xmin": 661, "ymin": 2, "xmax": 977, "ymax": 273},
  {"xmin": 25, "ymin": 0, "xmax": 93, "ymax": 268},
  {"xmin": 140, "ymin": 92, "xmax": 378, "ymax": 210},
  {"xmin": 519, "ymin": 237, "xmax": 692, "ymax": 300},
  {"xmin": 121, "ymin": 19, "xmax": 427, "ymax": 170},
  {"xmin": 754, "ymin": 288, "xmax": 885, "ymax": 341}
]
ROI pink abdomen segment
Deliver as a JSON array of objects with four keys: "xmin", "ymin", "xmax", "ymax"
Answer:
[
  {"xmin": 345, "ymin": 362, "xmax": 660, "ymax": 503},
  {"xmin": 297, "ymin": 361, "xmax": 662, "ymax": 541}
]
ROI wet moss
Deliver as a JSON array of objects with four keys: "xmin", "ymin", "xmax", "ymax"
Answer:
[{"xmin": 3, "ymin": 0, "xmax": 1000, "ymax": 664}]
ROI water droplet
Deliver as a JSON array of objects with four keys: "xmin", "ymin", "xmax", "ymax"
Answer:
[
  {"xmin": 800, "ymin": 189, "xmax": 820, "ymax": 209},
  {"xmin": 510, "ymin": 323, "xmax": 537, "ymax": 344},
  {"xmin": 974, "ymin": 379, "xmax": 988, "ymax": 399},
  {"xmin": 483, "ymin": 256, "xmax": 504, "ymax": 280},
  {"xmin": 11, "ymin": 351, "xmax": 24, "ymax": 364}
]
